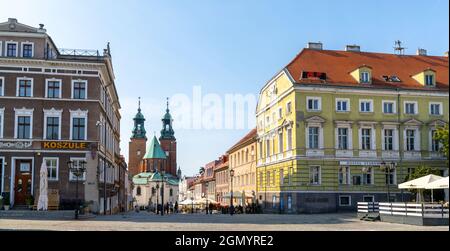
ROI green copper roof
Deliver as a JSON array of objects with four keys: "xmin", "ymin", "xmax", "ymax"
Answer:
[
  {"xmin": 143, "ymin": 136, "xmax": 167, "ymax": 159},
  {"xmin": 131, "ymin": 98, "xmax": 147, "ymax": 139},
  {"xmin": 160, "ymin": 98, "xmax": 175, "ymax": 140},
  {"xmin": 132, "ymin": 172, "xmax": 180, "ymax": 186}
]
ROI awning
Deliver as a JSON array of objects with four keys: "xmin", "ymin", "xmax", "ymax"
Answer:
[
  {"xmin": 398, "ymin": 174, "xmax": 443, "ymax": 189},
  {"xmin": 425, "ymin": 176, "xmax": 449, "ymax": 189}
]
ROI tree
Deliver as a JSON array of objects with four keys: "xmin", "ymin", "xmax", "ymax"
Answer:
[
  {"xmin": 407, "ymin": 166, "xmax": 443, "ymax": 202},
  {"xmin": 434, "ymin": 125, "xmax": 449, "ymax": 160}
]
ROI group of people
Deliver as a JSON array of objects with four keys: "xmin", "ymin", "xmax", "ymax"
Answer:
[{"xmin": 218, "ymin": 202, "xmax": 261, "ymax": 215}]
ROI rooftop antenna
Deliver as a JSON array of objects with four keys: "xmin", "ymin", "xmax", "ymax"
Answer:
[{"xmin": 394, "ymin": 40, "xmax": 406, "ymax": 55}]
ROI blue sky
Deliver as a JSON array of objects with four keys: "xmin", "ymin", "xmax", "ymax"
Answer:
[{"xmin": 2, "ymin": 0, "xmax": 449, "ymax": 176}]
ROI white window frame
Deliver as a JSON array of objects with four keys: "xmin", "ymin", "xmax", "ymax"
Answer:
[
  {"xmin": 5, "ymin": 41, "xmax": 18, "ymax": 57},
  {"xmin": 309, "ymin": 166, "xmax": 321, "ymax": 185},
  {"xmin": 425, "ymin": 74, "xmax": 435, "ymax": 86},
  {"xmin": 0, "ymin": 107, "xmax": 4, "ymax": 138},
  {"xmin": 403, "ymin": 127, "xmax": 420, "ymax": 152},
  {"xmin": 382, "ymin": 100, "xmax": 396, "ymax": 114},
  {"xmin": 286, "ymin": 101, "xmax": 292, "ymax": 114},
  {"xmin": 0, "ymin": 76, "xmax": 4, "ymax": 96},
  {"xmin": 278, "ymin": 129, "xmax": 283, "ymax": 154},
  {"xmin": 43, "ymin": 157, "xmax": 59, "ymax": 181},
  {"xmin": 286, "ymin": 126, "xmax": 293, "ymax": 151},
  {"xmin": 16, "ymin": 77, "xmax": 34, "ymax": 97},
  {"xmin": 69, "ymin": 157, "xmax": 87, "ymax": 181},
  {"xmin": 21, "ymin": 41, "xmax": 34, "ymax": 58},
  {"xmin": 404, "ymin": 101, "xmax": 418, "ymax": 115},
  {"xmin": 381, "ymin": 126, "xmax": 399, "ymax": 151},
  {"xmin": 339, "ymin": 195, "xmax": 352, "ymax": 206},
  {"xmin": 45, "ymin": 78, "xmax": 62, "ymax": 98},
  {"xmin": 0, "ymin": 41, "xmax": 2, "ymax": 56},
  {"xmin": 335, "ymin": 98, "xmax": 350, "ymax": 112},
  {"xmin": 71, "ymin": 79, "xmax": 88, "ymax": 99},
  {"xmin": 336, "ymin": 126, "xmax": 352, "ymax": 150},
  {"xmin": 306, "ymin": 124, "xmax": 322, "ymax": 149},
  {"xmin": 43, "ymin": 108, "xmax": 63, "ymax": 140},
  {"xmin": 359, "ymin": 99, "xmax": 373, "ymax": 113},
  {"xmin": 360, "ymin": 71, "xmax": 371, "ymax": 83},
  {"xmin": 14, "ymin": 108, "xmax": 34, "ymax": 139},
  {"xmin": 429, "ymin": 102, "xmax": 443, "ymax": 116},
  {"xmin": 306, "ymin": 97, "xmax": 321, "ymax": 111},
  {"xmin": 359, "ymin": 126, "xmax": 376, "ymax": 150},
  {"xmin": 338, "ymin": 166, "xmax": 351, "ymax": 185},
  {"xmin": 429, "ymin": 128, "xmax": 442, "ymax": 152},
  {"xmin": 70, "ymin": 109, "xmax": 88, "ymax": 140},
  {"xmin": 362, "ymin": 167, "xmax": 374, "ymax": 185}
]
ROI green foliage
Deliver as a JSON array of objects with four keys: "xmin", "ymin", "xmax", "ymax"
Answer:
[
  {"xmin": 408, "ymin": 165, "xmax": 440, "ymax": 181},
  {"xmin": 434, "ymin": 125, "xmax": 449, "ymax": 160}
]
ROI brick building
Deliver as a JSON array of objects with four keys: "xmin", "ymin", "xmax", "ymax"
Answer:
[{"xmin": 0, "ymin": 18, "xmax": 122, "ymax": 214}]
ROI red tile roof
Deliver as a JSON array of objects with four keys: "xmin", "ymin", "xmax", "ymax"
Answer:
[
  {"xmin": 227, "ymin": 128, "xmax": 257, "ymax": 153},
  {"xmin": 286, "ymin": 49, "xmax": 449, "ymax": 90}
]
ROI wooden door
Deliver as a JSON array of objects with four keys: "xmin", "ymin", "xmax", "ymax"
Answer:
[{"xmin": 14, "ymin": 159, "xmax": 32, "ymax": 205}]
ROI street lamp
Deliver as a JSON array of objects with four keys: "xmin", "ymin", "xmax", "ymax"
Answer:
[
  {"xmin": 230, "ymin": 169, "xmax": 235, "ymax": 216},
  {"xmin": 191, "ymin": 196, "xmax": 194, "ymax": 214},
  {"xmin": 68, "ymin": 160, "xmax": 86, "ymax": 220},
  {"xmin": 156, "ymin": 183, "xmax": 160, "ymax": 214},
  {"xmin": 380, "ymin": 161, "xmax": 396, "ymax": 202}
]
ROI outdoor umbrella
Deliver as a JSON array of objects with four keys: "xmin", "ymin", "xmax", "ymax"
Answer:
[
  {"xmin": 424, "ymin": 177, "xmax": 449, "ymax": 203},
  {"xmin": 37, "ymin": 161, "xmax": 48, "ymax": 211},
  {"xmin": 398, "ymin": 174, "xmax": 443, "ymax": 203}
]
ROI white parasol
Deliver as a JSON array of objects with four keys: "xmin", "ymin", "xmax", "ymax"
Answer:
[{"xmin": 37, "ymin": 161, "xmax": 48, "ymax": 211}]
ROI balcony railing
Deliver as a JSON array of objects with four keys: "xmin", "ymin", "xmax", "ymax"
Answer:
[{"xmin": 59, "ymin": 48, "xmax": 101, "ymax": 58}]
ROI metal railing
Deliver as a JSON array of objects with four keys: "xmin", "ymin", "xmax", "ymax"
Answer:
[
  {"xmin": 357, "ymin": 202, "xmax": 449, "ymax": 219},
  {"xmin": 59, "ymin": 48, "xmax": 100, "ymax": 57}
]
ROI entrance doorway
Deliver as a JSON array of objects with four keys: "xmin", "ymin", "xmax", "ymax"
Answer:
[{"xmin": 14, "ymin": 159, "xmax": 33, "ymax": 205}]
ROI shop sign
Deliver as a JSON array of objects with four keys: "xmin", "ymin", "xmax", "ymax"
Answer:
[
  {"xmin": 42, "ymin": 141, "xmax": 90, "ymax": 150},
  {"xmin": 339, "ymin": 161, "xmax": 381, "ymax": 166},
  {"xmin": 0, "ymin": 141, "xmax": 33, "ymax": 149}
]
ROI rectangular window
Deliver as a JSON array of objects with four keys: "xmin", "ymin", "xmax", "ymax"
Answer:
[
  {"xmin": 430, "ymin": 103, "xmax": 442, "ymax": 115},
  {"xmin": 46, "ymin": 80, "xmax": 61, "ymax": 98},
  {"xmin": 72, "ymin": 118, "xmax": 86, "ymax": 140},
  {"xmin": 384, "ymin": 129, "xmax": 394, "ymax": 150},
  {"xmin": 0, "ymin": 77, "xmax": 4, "ymax": 96},
  {"xmin": 405, "ymin": 102, "xmax": 416, "ymax": 114},
  {"xmin": 22, "ymin": 44, "xmax": 33, "ymax": 58},
  {"xmin": 361, "ymin": 128, "xmax": 372, "ymax": 150},
  {"xmin": 266, "ymin": 171, "xmax": 271, "ymax": 186},
  {"xmin": 278, "ymin": 107, "xmax": 283, "ymax": 119},
  {"xmin": 288, "ymin": 167, "xmax": 293, "ymax": 185},
  {"xmin": 386, "ymin": 168, "xmax": 396, "ymax": 185},
  {"xmin": 383, "ymin": 101, "xmax": 395, "ymax": 114},
  {"xmin": 337, "ymin": 128, "xmax": 348, "ymax": 150},
  {"xmin": 406, "ymin": 129, "xmax": 415, "ymax": 151},
  {"xmin": 73, "ymin": 81, "xmax": 87, "ymax": 99},
  {"xmin": 7, "ymin": 42, "xmax": 17, "ymax": 57},
  {"xmin": 44, "ymin": 158, "xmax": 58, "ymax": 181},
  {"xmin": 338, "ymin": 166, "xmax": 350, "ymax": 185},
  {"xmin": 425, "ymin": 75, "xmax": 434, "ymax": 86},
  {"xmin": 259, "ymin": 172, "xmax": 263, "ymax": 188},
  {"xmin": 69, "ymin": 158, "xmax": 87, "ymax": 181},
  {"xmin": 431, "ymin": 130, "xmax": 440, "ymax": 152},
  {"xmin": 363, "ymin": 167, "xmax": 373, "ymax": 185},
  {"xmin": 278, "ymin": 132, "xmax": 283, "ymax": 154},
  {"xmin": 280, "ymin": 169, "xmax": 284, "ymax": 185},
  {"xmin": 339, "ymin": 196, "xmax": 351, "ymax": 206},
  {"xmin": 286, "ymin": 102, "xmax": 292, "ymax": 114},
  {"xmin": 360, "ymin": 72, "xmax": 370, "ymax": 83},
  {"xmin": 307, "ymin": 98, "xmax": 321, "ymax": 111},
  {"xmin": 265, "ymin": 139, "xmax": 270, "ymax": 157},
  {"xmin": 359, "ymin": 100, "xmax": 372, "ymax": 112},
  {"xmin": 336, "ymin": 99, "xmax": 349, "ymax": 112},
  {"xmin": 308, "ymin": 127, "xmax": 319, "ymax": 149},
  {"xmin": 352, "ymin": 175, "xmax": 362, "ymax": 185},
  {"xmin": 46, "ymin": 117, "xmax": 60, "ymax": 140},
  {"xmin": 286, "ymin": 127, "xmax": 292, "ymax": 150},
  {"xmin": 0, "ymin": 110, "xmax": 3, "ymax": 138},
  {"xmin": 309, "ymin": 166, "xmax": 321, "ymax": 185},
  {"xmin": 17, "ymin": 116, "xmax": 31, "ymax": 139},
  {"xmin": 18, "ymin": 79, "xmax": 32, "ymax": 97}
]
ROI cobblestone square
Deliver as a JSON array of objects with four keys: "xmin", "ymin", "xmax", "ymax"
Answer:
[{"xmin": 0, "ymin": 212, "xmax": 448, "ymax": 231}]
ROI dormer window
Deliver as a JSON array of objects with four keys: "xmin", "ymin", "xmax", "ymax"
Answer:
[
  {"xmin": 360, "ymin": 71, "xmax": 371, "ymax": 83},
  {"xmin": 425, "ymin": 74, "xmax": 434, "ymax": 86},
  {"xmin": 350, "ymin": 66, "xmax": 372, "ymax": 84}
]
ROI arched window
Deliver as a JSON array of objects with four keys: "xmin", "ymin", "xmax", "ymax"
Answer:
[
  {"xmin": 170, "ymin": 188, "xmax": 173, "ymax": 197},
  {"xmin": 136, "ymin": 186, "xmax": 141, "ymax": 196}
]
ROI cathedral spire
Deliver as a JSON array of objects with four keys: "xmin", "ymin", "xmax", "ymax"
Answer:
[
  {"xmin": 131, "ymin": 97, "xmax": 146, "ymax": 139},
  {"xmin": 160, "ymin": 97, "xmax": 175, "ymax": 140}
]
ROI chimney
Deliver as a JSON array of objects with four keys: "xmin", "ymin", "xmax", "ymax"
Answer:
[
  {"xmin": 416, "ymin": 48, "xmax": 427, "ymax": 56},
  {"xmin": 37, "ymin": 23, "xmax": 46, "ymax": 33},
  {"xmin": 345, "ymin": 45, "xmax": 360, "ymax": 52},
  {"xmin": 307, "ymin": 42, "xmax": 323, "ymax": 50}
]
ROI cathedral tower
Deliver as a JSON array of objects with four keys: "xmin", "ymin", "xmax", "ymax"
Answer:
[
  {"xmin": 159, "ymin": 98, "xmax": 177, "ymax": 176},
  {"xmin": 128, "ymin": 98, "xmax": 147, "ymax": 177}
]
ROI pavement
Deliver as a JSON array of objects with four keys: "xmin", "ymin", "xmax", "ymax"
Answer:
[{"xmin": 0, "ymin": 212, "xmax": 448, "ymax": 231}]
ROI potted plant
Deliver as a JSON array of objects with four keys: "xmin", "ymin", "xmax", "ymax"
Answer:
[
  {"xmin": 3, "ymin": 193, "xmax": 10, "ymax": 210},
  {"xmin": 25, "ymin": 195, "xmax": 34, "ymax": 210}
]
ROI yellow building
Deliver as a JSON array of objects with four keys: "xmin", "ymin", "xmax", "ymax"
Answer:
[
  {"xmin": 256, "ymin": 43, "xmax": 449, "ymax": 213},
  {"xmin": 227, "ymin": 129, "xmax": 258, "ymax": 206}
]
